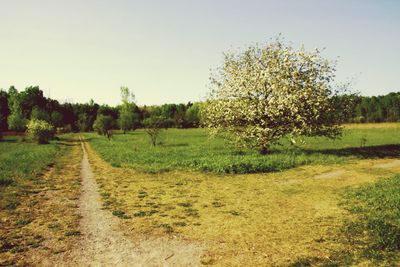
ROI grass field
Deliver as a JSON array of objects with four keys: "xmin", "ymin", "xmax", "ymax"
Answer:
[
  {"xmin": 1, "ymin": 123, "xmax": 399, "ymax": 265},
  {"xmin": 0, "ymin": 136, "xmax": 66, "ymax": 212},
  {"xmin": 84, "ymin": 123, "xmax": 400, "ymax": 266},
  {"xmin": 0, "ymin": 137, "xmax": 62, "ymax": 187},
  {"xmin": 84, "ymin": 123, "xmax": 400, "ymax": 174},
  {"xmin": 0, "ymin": 136, "xmax": 82, "ymax": 266}
]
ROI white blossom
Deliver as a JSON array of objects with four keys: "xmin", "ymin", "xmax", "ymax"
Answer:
[{"xmin": 203, "ymin": 38, "xmax": 352, "ymax": 154}]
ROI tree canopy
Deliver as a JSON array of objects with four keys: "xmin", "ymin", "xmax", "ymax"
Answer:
[
  {"xmin": 118, "ymin": 87, "xmax": 139, "ymax": 133},
  {"xmin": 203, "ymin": 38, "xmax": 353, "ymax": 154}
]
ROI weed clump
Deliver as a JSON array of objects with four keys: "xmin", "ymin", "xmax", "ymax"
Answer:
[
  {"xmin": 160, "ymin": 223, "xmax": 174, "ymax": 233},
  {"xmin": 112, "ymin": 210, "xmax": 131, "ymax": 219},
  {"xmin": 133, "ymin": 211, "xmax": 146, "ymax": 217},
  {"xmin": 65, "ymin": 230, "xmax": 81, "ymax": 236}
]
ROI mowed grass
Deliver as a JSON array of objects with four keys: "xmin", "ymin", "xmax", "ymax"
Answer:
[{"xmin": 84, "ymin": 123, "xmax": 400, "ymax": 174}]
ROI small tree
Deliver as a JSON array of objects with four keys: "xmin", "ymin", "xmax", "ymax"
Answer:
[
  {"xmin": 118, "ymin": 87, "xmax": 138, "ymax": 134},
  {"xmin": 184, "ymin": 103, "xmax": 202, "ymax": 128},
  {"xmin": 7, "ymin": 95, "xmax": 26, "ymax": 132},
  {"xmin": 93, "ymin": 115, "xmax": 114, "ymax": 139},
  {"xmin": 26, "ymin": 119, "xmax": 55, "ymax": 144},
  {"xmin": 78, "ymin": 113, "xmax": 91, "ymax": 132},
  {"xmin": 203, "ymin": 38, "xmax": 352, "ymax": 154},
  {"xmin": 143, "ymin": 116, "xmax": 164, "ymax": 146}
]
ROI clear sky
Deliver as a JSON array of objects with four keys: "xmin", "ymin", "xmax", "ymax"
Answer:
[{"xmin": 0, "ymin": 0, "xmax": 399, "ymax": 105}]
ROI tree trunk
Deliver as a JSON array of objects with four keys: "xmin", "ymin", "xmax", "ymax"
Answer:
[{"xmin": 259, "ymin": 145, "xmax": 268, "ymax": 155}]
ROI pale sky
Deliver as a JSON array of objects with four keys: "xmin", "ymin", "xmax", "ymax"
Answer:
[{"xmin": 0, "ymin": 0, "xmax": 399, "ymax": 105}]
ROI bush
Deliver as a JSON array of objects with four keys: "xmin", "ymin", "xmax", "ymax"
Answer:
[
  {"xmin": 93, "ymin": 115, "xmax": 114, "ymax": 139},
  {"xmin": 26, "ymin": 119, "xmax": 55, "ymax": 144}
]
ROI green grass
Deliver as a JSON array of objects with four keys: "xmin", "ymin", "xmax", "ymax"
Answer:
[
  {"xmin": 341, "ymin": 174, "xmax": 400, "ymax": 265},
  {"xmin": 0, "ymin": 136, "xmax": 67, "ymax": 209},
  {"xmin": 297, "ymin": 174, "xmax": 400, "ymax": 266},
  {"xmin": 84, "ymin": 124, "xmax": 400, "ymax": 174}
]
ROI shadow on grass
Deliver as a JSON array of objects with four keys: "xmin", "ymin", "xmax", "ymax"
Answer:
[
  {"xmin": 287, "ymin": 254, "xmax": 352, "ymax": 267},
  {"xmin": 162, "ymin": 143, "xmax": 189, "ymax": 147},
  {"xmin": 111, "ymin": 131, "xmax": 140, "ymax": 136},
  {"xmin": 0, "ymin": 139, "xmax": 18, "ymax": 143},
  {"xmin": 57, "ymin": 142, "xmax": 79, "ymax": 147},
  {"xmin": 58, "ymin": 137, "xmax": 92, "ymax": 143},
  {"xmin": 303, "ymin": 144, "xmax": 400, "ymax": 159}
]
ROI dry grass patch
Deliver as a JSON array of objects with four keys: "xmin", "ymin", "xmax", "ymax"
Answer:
[
  {"xmin": 344, "ymin": 122, "xmax": 400, "ymax": 129},
  {"xmin": 0, "ymin": 138, "xmax": 82, "ymax": 266},
  {"xmin": 85, "ymin": 143, "xmax": 400, "ymax": 266}
]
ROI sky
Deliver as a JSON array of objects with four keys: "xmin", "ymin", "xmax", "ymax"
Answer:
[{"xmin": 0, "ymin": 0, "xmax": 399, "ymax": 105}]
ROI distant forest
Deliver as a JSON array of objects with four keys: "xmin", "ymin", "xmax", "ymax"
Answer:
[
  {"xmin": 0, "ymin": 86, "xmax": 399, "ymax": 133},
  {"xmin": 348, "ymin": 92, "xmax": 400, "ymax": 123}
]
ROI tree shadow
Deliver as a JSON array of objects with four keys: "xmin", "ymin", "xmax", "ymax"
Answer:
[
  {"xmin": 0, "ymin": 139, "xmax": 18, "ymax": 143},
  {"xmin": 56, "ymin": 136, "xmax": 91, "ymax": 146},
  {"xmin": 303, "ymin": 144, "xmax": 400, "ymax": 159},
  {"xmin": 112, "ymin": 131, "xmax": 140, "ymax": 136},
  {"xmin": 162, "ymin": 143, "xmax": 189, "ymax": 147},
  {"xmin": 57, "ymin": 141, "xmax": 79, "ymax": 147}
]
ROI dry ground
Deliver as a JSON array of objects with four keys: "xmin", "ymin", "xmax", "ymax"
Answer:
[
  {"xmin": 55, "ymin": 139, "xmax": 203, "ymax": 266},
  {"xmin": 0, "ymin": 139, "xmax": 82, "ymax": 266},
  {"xmin": 85, "ymin": 141, "xmax": 400, "ymax": 266},
  {"xmin": 1, "ymin": 138, "xmax": 204, "ymax": 266}
]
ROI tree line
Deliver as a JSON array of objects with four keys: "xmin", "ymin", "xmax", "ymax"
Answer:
[
  {"xmin": 347, "ymin": 92, "xmax": 400, "ymax": 123},
  {"xmin": 0, "ymin": 86, "xmax": 201, "ymax": 135},
  {"xmin": 0, "ymin": 86, "xmax": 399, "ymax": 136}
]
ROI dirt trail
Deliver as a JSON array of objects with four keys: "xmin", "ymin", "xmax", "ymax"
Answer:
[{"xmin": 54, "ymin": 138, "xmax": 202, "ymax": 266}]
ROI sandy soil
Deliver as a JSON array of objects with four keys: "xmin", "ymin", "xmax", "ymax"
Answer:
[
  {"xmin": 52, "ymin": 138, "xmax": 203, "ymax": 266},
  {"xmin": 314, "ymin": 170, "xmax": 347, "ymax": 180},
  {"xmin": 373, "ymin": 159, "xmax": 400, "ymax": 170}
]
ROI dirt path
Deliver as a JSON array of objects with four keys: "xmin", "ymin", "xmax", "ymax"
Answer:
[{"xmin": 55, "ymin": 138, "xmax": 203, "ymax": 266}]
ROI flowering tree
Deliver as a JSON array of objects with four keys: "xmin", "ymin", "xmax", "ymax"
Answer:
[
  {"xmin": 26, "ymin": 119, "xmax": 55, "ymax": 144},
  {"xmin": 203, "ymin": 38, "xmax": 352, "ymax": 154}
]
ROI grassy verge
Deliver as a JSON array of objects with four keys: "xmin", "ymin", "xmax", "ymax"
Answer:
[
  {"xmin": 84, "ymin": 123, "xmax": 400, "ymax": 174},
  {"xmin": 340, "ymin": 174, "xmax": 400, "ymax": 265},
  {"xmin": 0, "ymin": 135, "xmax": 82, "ymax": 265}
]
